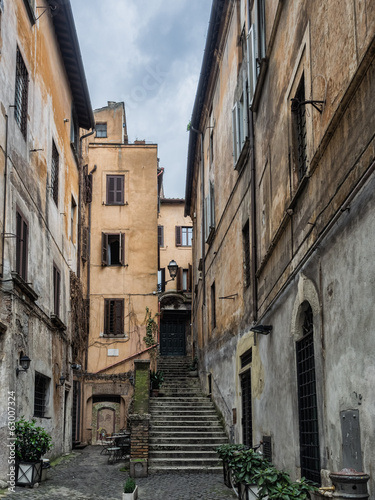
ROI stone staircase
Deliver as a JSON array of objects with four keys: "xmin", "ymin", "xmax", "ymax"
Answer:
[{"xmin": 148, "ymin": 356, "xmax": 228, "ymax": 472}]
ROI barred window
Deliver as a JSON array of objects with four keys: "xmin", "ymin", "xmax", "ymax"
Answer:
[
  {"xmin": 14, "ymin": 47, "xmax": 28, "ymax": 139},
  {"xmin": 51, "ymin": 141, "xmax": 59, "ymax": 206},
  {"xmin": 34, "ymin": 372, "xmax": 49, "ymax": 418}
]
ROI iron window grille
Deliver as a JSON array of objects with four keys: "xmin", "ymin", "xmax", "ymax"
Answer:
[
  {"xmin": 240, "ymin": 348, "xmax": 252, "ymax": 369},
  {"xmin": 241, "ymin": 369, "xmax": 253, "ymax": 447},
  {"xmin": 15, "ymin": 47, "xmax": 28, "ymax": 139},
  {"xmin": 51, "ymin": 141, "xmax": 59, "ymax": 206},
  {"xmin": 294, "ymin": 74, "xmax": 307, "ymax": 181},
  {"xmin": 106, "ymin": 175, "xmax": 124, "ymax": 205},
  {"xmin": 104, "ymin": 299, "xmax": 124, "ymax": 336},
  {"xmin": 34, "ymin": 372, "xmax": 48, "ymax": 418},
  {"xmin": 262, "ymin": 435, "xmax": 272, "ymax": 463},
  {"xmin": 16, "ymin": 210, "xmax": 28, "ymax": 281},
  {"xmin": 296, "ymin": 302, "xmax": 321, "ymax": 485}
]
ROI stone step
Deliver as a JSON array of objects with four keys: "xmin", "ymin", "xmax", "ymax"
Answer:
[
  {"xmin": 150, "ymin": 397, "xmax": 209, "ymax": 403},
  {"xmin": 150, "ymin": 443, "xmax": 222, "ymax": 451},
  {"xmin": 151, "ymin": 415, "xmax": 220, "ymax": 423},
  {"xmin": 148, "ymin": 465, "xmax": 223, "ymax": 473},
  {"xmin": 150, "ymin": 430, "xmax": 227, "ymax": 439},
  {"xmin": 149, "ymin": 435, "xmax": 226, "ymax": 443},
  {"xmin": 148, "ymin": 457, "xmax": 221, "ymax": 467},
  {"xmin": 150, "ymin": 410, "xmax": 217, "ymax": 417},
  {"xmin": 149, "ymin": 450, "xmax": 219, "ymax": 459}
]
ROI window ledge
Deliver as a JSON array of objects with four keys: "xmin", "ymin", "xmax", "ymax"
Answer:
[
  {"xmin": 50, "ymin": 314, "xmax": 67, "ymax": 331},
  {"xmin": 103, "ymin": 202, "xmax": 128, "ymax": 206},
  {"xmin": 234, "ymin": 138, "xmax": 250, "ymax": 172},
  {"xmin": 11, "ymin": 272, "xmax": 38, "ymax": 301},
  {"xmin": 288, "ymin": 174, "xmax": 310, "ymax": 209}
]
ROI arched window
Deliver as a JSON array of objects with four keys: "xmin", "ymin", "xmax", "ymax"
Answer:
[{"xmin": 296, "ymin": 301, "xmax": 321, "ymax": 484}]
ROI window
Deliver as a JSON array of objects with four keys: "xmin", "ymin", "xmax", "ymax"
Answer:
[
  {"xmin": 51, "ymin": 140, "xmax": 59, "ymax": 206},
  {"xmin": 211, "ymin": 281, "xmax": 216, "ymax": 330},
  {"xmin": 241, "ymin": 369, "xmax": 253, "ymax": 446},
  {"xmin": 232, "ymin": 75, "xmax": 248, "ymax": 166},
  {"xmin": 53, "ymin": 264, "xmax": 61, "ymax": 317},
  {"xmin": 16, "ymin": 209, "xmax": 28, "ymax": 281},
  {"xmin": 34, "ymin": 372, "xmax": 49, "ymax": 418},
  {"xmin": 14, "ymin": 47, "xmax": 28, "ymax": 139},
  {"xmin": 158, "ymin": 268, "xmax": 166, "ymax": 293},
  {"xmin": 71, "ymin": 197, "xmax": 77, "ymax": 244},
  {"xmin": 70, "ymin": 108, "xmax": 79, "ymax": 153},
  {"xmin": 242, "ymin": 220, "xmax": 250, "ymax": 289},
  {"xmin": 176, "ymin": 265, "xmax": 192, "ymax": 292},
  {"xmin": 106, "ymin": 175, "xmax": 124, "ymax": 205},
  {"xmin": 296, "ymin": 302, "xmax": 321, "ymax": 484},
  {"xmin": 293, "ymin": 74, "xmax": 308, "ymax": 181},
  {"xmin": 102, "ymin": 233, "xmax": 125, "ymax": 266},
  {"xmin": 247, "ymin": 0, "xmax": 266, "ymax": 105},
  {"xmin": 104, "ymin": 299, "xmax": 124, "ymax": 336},
  {"xmin": 204, "ymin": 181, "xmax": 215, "ymax": 243},
  {"xmin": 175, "ymin": 226, "xmax": 192, "ymax": 247},
  {"xmin": 96, "ymin": 123, "xmax": 107, "ymax": 138},
  {"xmin": 158, "ymin": 226, "xmax": 164, "ymax": 248}
]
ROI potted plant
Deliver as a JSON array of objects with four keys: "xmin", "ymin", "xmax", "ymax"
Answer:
[
  {"xmin": 14, "ymin": 417, "xmax": 52, "ymax": 487},
  {"xmin": 150, "ymin": 369, "xmax": 164, "ymax": 397},
  {"xmin": 216, "ymin": 443, "xmax": 247, "ymax": 488},
  {"xmin": 123, "ymin": 477, "xmax": 138, "ymax": 500}
]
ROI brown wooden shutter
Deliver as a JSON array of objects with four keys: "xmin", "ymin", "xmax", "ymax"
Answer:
[
  {"xmin": 107, "ymin": 176, "xmax": 115, "ymax": 204},
  {"xmin": 102, "ymin": 233, "xmax": 108, "ymax": 265},
  {"xmin": 158, "ymin": 226, "xmax": 164, "ymax": 247},
  {"xmin": 54, "ymin": 265, "xmax": 61, "ymax": 316},
  {"xmin": 115, "ymin": 176, "xmax": 124, "ymax": 204},
  {"xmin": 22, "ymin": 219, "xmax": 28, "ymax": 281},
  {"xmin": 104, "ymin": 299, "xmax": 109, "ymax": 334},
  {"xmin": 114, "ymin": 300, "xmax": 124, "ymax": 335},
  {"xmin": 176, "ymin": 267, "xmax": 183, "ymax": 292},
  {"xmin": 119, "ymin": 233, "xmax": 125, "ymax": 265},
  {"xmin": 188, "ymin": 264, "xmax": 192, "ymax": 292},
  {"xmin": 16, "ymin": 212, "xmax": 22, "ymax": 275},
  {"xmin": 175, "ymin": 226, "xmax": 182, "ymax": 246}
]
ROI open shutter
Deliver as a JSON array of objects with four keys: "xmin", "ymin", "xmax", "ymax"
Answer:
[
  {"xmin": 119, "ymin": 233, "xmax": 125, "ymax": 265},
  {"xmin": 102, "ymin": 233, "xmax": 108, "ymax": 265},
  {"xmin": 175, "ymin": 226, "xmax": 182, "ymax": 246},
  {"xmin": 247, "ymin": 25, "xmax": 257, "ymax": 105},
  {"xmin": 188, "ymin": 264, "xmax": 192, "ymax": 292},
  {"xmin": 22, "ymin": 219, "xmax": 28, "ymax": 280},
  {"xmin": 176, "ymin": 267, "xmax": 183, "ymax": 292},
  {"xmin": 243, "ymin": 71, "xmax": 249, "ymax": 141},
  {"xmin": 232, "ymin": 103, "xmax": 238, "ymax": 165},
  {"xmin": 158, "ymin": 226, "xmax": 164, "ymax": 248},
  {"xmin": 54, "ymin": 266, "xmax": 61, "ymax": 316},
  {"xmin": 16, "ymin": 212, "xmax": 22, "ymax": 275}
]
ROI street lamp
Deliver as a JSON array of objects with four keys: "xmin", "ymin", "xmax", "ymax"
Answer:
[
  {"xmin": 56, "ymin": 375, "xmax": 66, "ymax": 389},
  {"xmin": 16, "ymin": 355, "xmax": 31, "ymax": 376},
  {"xmin": 167, "ymin": 260, "xmax": 178, "ymax": 280}
]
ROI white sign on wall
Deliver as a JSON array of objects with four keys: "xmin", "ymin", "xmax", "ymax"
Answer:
[{"xmin": 107, "ymin": 349, "xmax": 119, "ymax": 357}]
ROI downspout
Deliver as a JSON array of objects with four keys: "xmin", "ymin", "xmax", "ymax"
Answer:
[
  {"xmin": 190, "ymin": 126, "xmax": 205, "ymax": 306},
  {"xmin": 249, "ymin": 111, "xmax": 258, "ymax": 322},
  {"xmin": 85, "ymin": 163, "xmax": 96, "ymax": 373},
  {"xmin": 78, "ymin": 128, "xmax": 95, "ymax": 279},
  {"xmin": 1, "ymin": 114, "xmax": 9, "ymax": 278}
]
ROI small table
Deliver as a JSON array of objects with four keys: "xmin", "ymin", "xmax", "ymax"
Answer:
[{"xmin": 107, "ymin": 446, "xmax": 121, "ymax": 464}]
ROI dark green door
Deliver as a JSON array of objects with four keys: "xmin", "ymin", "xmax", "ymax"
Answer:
[{"xmin": 160, "ymin": 317, "xmax": 186, "ymax": 356}]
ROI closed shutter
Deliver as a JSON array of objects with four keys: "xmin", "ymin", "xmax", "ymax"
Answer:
[
  {"xmin": 53, "ymin": 265, "xmax": 61, "ymax": 316},
  {"xmin": 188, "ymin": 264, "xmax": 192, "ymax": 292},
  {"xmin": 115, "ymin": 176, "xmax": 124, "ymax": 204},
  {"xmin": 114, "ymin": 300, "xmax": 123, "ymax": 335},
  {"xmin": 175, "ymin": 226, "xmax": 182, "ymax": 246},
  {"xmin": 176, "ymin": 267, "xmax": 183, "ymax": 292},
  {"xmin": 107, "ymin": 176, "xmax": 115, "ymax": 204},
  {"xmin": 102, "ymin": 233, "xmax": 108, "ymax": 265},
  {"xmin": 158, "ymin": 226, "xmax": 164, "ymax": 247}
]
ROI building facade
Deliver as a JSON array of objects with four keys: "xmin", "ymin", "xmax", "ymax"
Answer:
[
  {"xmin": 157, "ymin": 196, "xmax": 193, "ymax": 358},
  {"xmin": 0, "ymin": 0, "xmax": 93, "ymax": 479},
  {"xmin": 81, "ymin": 102, "xmax": 159, "ymax": 444},
  {"xmin": 186, "ymin": 0, "xmax": 375, "ymax": 493}
]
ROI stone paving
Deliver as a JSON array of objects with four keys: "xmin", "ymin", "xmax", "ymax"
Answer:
[{"xmin": 3, "ymin": 445, "xmax": 237, "ymax": 500}]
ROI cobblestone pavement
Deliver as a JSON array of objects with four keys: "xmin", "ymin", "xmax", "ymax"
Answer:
[{"xmin": 3, "ymin": 446, "xmax": 237, "ymax": 500}]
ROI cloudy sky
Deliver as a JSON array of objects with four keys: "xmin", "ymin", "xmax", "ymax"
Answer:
[{"xmin": 71, "ymin": 0, "xmax": 212, "ymax": 199}]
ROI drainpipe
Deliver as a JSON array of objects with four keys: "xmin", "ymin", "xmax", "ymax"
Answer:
[
  {"xmin": 249, "ymin": 111, "xmax": 258, "ymax": 322},
  {"xmin": 190, "ymin": 126, "xmax": 205, "ymax": 307},
  {"xmin": 1, "ymin": 114, "xmax": 8, "ymax": 278},
  {"xmin": 78, "ymin": 128, "xmax": 95, "ymax": 279}
]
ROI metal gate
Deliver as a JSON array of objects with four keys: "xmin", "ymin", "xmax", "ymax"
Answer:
[
  {"xmin": 296, "ymin": 303, "xmax": 320, "ymax": 484},
  {"xmin": 160, "ymin": 316, "xmax": 186, "ymax": 356},
  {"xmin": 241, "ymin": 369, "xmax": 252, "ymax": 446}
]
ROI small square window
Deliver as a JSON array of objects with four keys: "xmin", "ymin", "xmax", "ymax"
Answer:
[{"xmin": 96, "ymin": 123, "xmax": 107, "ymax": 138}]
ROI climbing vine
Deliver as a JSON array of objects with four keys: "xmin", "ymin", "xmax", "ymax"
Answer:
[{"xmin": 143, "ymin": 307, "xmax": 159, "ymax": 356}]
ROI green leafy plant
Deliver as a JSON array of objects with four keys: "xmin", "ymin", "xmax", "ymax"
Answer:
[
  {"xmin": 266, "ymin": 477, "xmax": 317, "ymax": 499},
  {"xmin": 15, "ymin": 417, "xmax": 52, "ymax": 462},
  {"xmin": 216, "ymin": 443, "xmax": 247, "ymax": 462},
  {"xmin": 229, "ymin": 448, "xmax": 269, "ymax": 485},
  {"xmin": 124, "ymin": 477, "xmax": 136, "ymax": 493},
  {"xmin": 150, "ymin": 370, "xmax": 164, "ymax": 390},
  {"xmin": 143, "ymin": 307, "xmax": 159, "ymax": 349}
]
